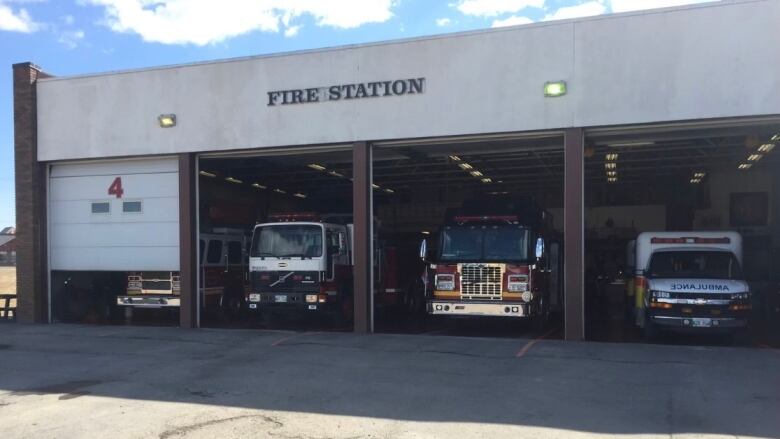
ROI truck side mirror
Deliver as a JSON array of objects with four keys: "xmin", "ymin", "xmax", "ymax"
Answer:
[
  {"xmin": 419, "ymin": 239, "xmax": 428, "ymax": 261},
  {"xmin": 535, "ymin": 237, "xmax": 545, "ymax": 260}
]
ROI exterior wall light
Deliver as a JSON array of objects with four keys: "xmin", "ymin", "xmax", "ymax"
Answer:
[
  {"xmin": 293, "ymin": 193, "xmax": 307, "ymax": 199},
  {"xmin": 158, "ymin": 114, "xmax": 176, "ymax": 128},
  {"xmin": 384, "ymin": 188, "xmax": 395, "ymax": 194},
  {"xmin": 544, "ymin": 81, "xmax": 567, "ymax": 97},
  {"xmin": 252, "ymin": 183, "xmax": 267, "ymax": 189},
  {"xmin": 225, "ymin": 177, "xmax": 243, "ymax": 184}
]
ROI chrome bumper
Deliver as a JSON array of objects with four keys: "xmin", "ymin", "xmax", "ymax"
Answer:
[
  {"xmin": 651, "ymin": 315, "xmax": 747, "ymax": 328},
  {"xmin": 428, "ymin": 300, "xmax": 527, "ymax": 317},
  {"xmin": 116, "ymin": 296, "xmax": 181, "ymax": 308}
]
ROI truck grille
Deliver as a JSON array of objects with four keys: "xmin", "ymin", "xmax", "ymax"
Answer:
[{"xmin": 461, "ymin": 264, "xmax": 502, "ymax": 300}]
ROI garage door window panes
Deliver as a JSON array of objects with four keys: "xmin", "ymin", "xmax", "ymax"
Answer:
[
  {"xmin": 207, "ymin": 240, "xmax": 223, "ymax": 264},
  {"xmin": 123, "ymin": 201, "xmax": 142, "ymax": 213},
  {"xmin": 91, "ymin": 201, "xmax": 110, "ymax": 214}
]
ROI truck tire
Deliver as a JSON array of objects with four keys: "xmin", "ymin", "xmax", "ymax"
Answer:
[{"xmin": 531, "ymin": 295, "xmax": 549, "ymax": 333}]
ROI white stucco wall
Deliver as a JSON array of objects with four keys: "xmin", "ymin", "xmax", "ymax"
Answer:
[{"xmin": 36, "ymin": 0, "xmax": 780, "ymax": 162}]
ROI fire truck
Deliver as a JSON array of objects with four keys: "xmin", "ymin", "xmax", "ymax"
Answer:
[
  {"xmin": 422, "ymin": 202, "xmax": 561, "ymax": 329},
  {"xmin": 116, "ymin": 228, "xmax": 249, "ymax": 315},
  {"xmin": 246, "ymin": 213, "xmax": 355, "ymax": 322},
  {"xmin": 246, "ymin": 213, "xmax": 413, "ymax": 323}
]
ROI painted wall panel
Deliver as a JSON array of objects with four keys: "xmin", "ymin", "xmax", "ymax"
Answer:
[
  {"xmin": 37, "ymin": 0, "xmax": 780, "ymax": 161},
  {"xmin": 49, "ymin": 157, "xmax": 179, "ymax": 271}
]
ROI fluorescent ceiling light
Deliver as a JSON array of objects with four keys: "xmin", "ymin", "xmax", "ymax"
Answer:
[
  {"xmin": 252, "ymin": 183, "xmax": 267, "ymax": 189},
  {"xmin": 481, "ymin": 178, "xmax": 492, "ymax": 183},
  {"xmin": 607, "ymin": 177, "xmax": 617, "ymax": 183},
  {"xmin": 607, "ymin": 171, "xmax": 617, "ymax": 177},
  {"xmin": 604, "ymin": 163, "xmax": 616, "ymax": 170},
  {"xmin": 372, "ymin": 184, "xmax": 380, "ymax": 189},
  {"xmin": 693, "ymin": 172, "xmax": 706, "ymax": 178},
  {"xmin": 606, "ymin": 153, "xmax": 619, "ymax": 161},
  {"xmin": 421, "ymin": 231, "xmax": 430, "ymax": 235},
  {"xmin": 274, "ymin": 189, "xmax": 286, "ymax": 194},
  {"xmin": 747, "ymin": 154, "xmax": 763, "ymax": 162},
  {"xmin": 199, "ymin": 171, "xmax": 216, "ymax": 178},
  {"xmin": 225, "ymin": 177, "xmax": 243, "ymax": 184},
  {"xmin": 384, "ymin": 188, "xmax": 395, "ymax": 194},
  {"xmin": 690, "ymin": 178, "xmax": 701, "ymax": 184},
  {"xmin": 307, "ymin": 164, "xmax": 326, "ymax": 171},
  {"xmin": 293, "ymin": 193, "xmax": 307, "ymax": 199},
  {"xmin": 738, "ymin": 163, "xmax": 752, "ymax": 170},
  {"xmin": 328, "ymin": 170, "xmax": 344, "ymax": 178},
  {"xmin": 458, "ymin": 163, "xmax": 473, "ymax": 170},
  {"xmin": 758, "ymin": 143, "xmax": 775, "ymax": 153},
  {"xmin": 470, "ymin": 170, "xmax": 483, "ymax": 177},
  {"xmin": 771, "ymin": 134, "xmax": 780, "ymax": 141},
  {"xmin": 449, "ymin": 155, "xmax": 462, "ymax": 161}
]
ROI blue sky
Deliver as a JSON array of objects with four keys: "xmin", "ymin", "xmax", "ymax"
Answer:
[{"xmin": 0, "ymin": 0, "xmax": 716, "ymax": 227}]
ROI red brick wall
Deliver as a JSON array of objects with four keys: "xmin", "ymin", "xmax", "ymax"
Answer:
[{"xmin": 13, "ymin": 62, "xmax": 51, "ymax": 323}]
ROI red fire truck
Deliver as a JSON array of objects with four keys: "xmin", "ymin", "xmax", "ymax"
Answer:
[{"xmin": 421, "ymin": 202, "xmax": 562, "ymax": 329}]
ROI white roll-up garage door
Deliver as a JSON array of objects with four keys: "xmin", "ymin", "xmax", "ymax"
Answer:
[{"xmin": 49, "ymin": 157, "xmax": 180, "ymax": 271}]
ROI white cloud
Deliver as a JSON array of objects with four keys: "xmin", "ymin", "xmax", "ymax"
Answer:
[
  {"xmin": 435, "ymin": 17, "xmax": 452, "ymax": 26},
  {"xmin": 454, "ymin": 0, "xmax": 544, "ymax": 17},
  {"xmin": 491, "ymin": 15, "xmax": 533, "ymax": 28},
  {"xmin": 0, "ymin": 3, "xmax": 39, "ymax": 32},
  {"xmin": 545, "ymin": 1, "xmax": 607, "ymax": 21},
  {"xmin": 84, "ymin": 0, "xmax": 397, "ymax": 45},
  {"xmin": 58, "ymin": 28, "xmax": 85, "ymax": 49},
  {"xmin": 284, "ymin": 24, "xmax": 301, "ymax": 37},
  {"xmin": 61, "ymin": 14, "xmax": 75, "ymax": 25},
  {"xmin": 611, "ymin": 0, "xmax": 717, "ymax": 13}
]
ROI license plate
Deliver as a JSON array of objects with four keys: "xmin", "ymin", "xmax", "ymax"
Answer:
[
  {"xmin": 692, "ymin": 318, "xmax": 712, "ymax": 327},
  {"xmin": 249, "ymin": 303, "xmax": 257, "ymax": 309},
  {"xmin": 274, "ymin": 295, "xmax": 287, "ymax": 303}
]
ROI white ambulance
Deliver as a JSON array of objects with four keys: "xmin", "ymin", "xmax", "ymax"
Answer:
[{"xmin": 630, "ymin": 232, "xmax": 750, "ymax": 339}]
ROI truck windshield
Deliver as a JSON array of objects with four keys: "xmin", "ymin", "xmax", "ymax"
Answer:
[
  {"xmin": 439, "ymin": 225, "xmax": 531, "ymax": 262},
  {"xmin": 647, "ymin": 251, "xmax": 744, "ymax": 280},
  {"xmin": 251, "ymin": 225, "xmax": 323, "ymax": 258}
]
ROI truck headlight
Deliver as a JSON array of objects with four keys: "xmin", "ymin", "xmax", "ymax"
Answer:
[
  {"xmin": 248, "ymin": 293, "xmax": 261, "ymax": 302},
  {"xmin": 435, "ymin": 274, "xmax": 456, "ymax": 291},
  {"xmin": 507, "ymin": 274, "xmax": 528, "ymax": 293},
  {"xmin": 305, "ymin": 294, "xmax": 318, "ymax": 303},
  {"xmin": 521, "ymin": 291, "xmax": 534, "ymax": 303}
]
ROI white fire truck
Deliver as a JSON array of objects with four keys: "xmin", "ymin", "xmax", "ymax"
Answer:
[
  {"xmin": 116, "ymin": 228, "xmax": 249, "ymax": 313},
  {"xmin": 629, "ymin": 231, "xmax": 751, "ymax": 339},
  {"xmin": 422, "ymin": 203, "xmax": 562, "ymax": 329},
  {"xmin": 246, "ymin": 214, "xmax": 355, "ymax": 322}
]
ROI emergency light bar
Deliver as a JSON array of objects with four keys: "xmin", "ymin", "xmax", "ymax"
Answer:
[
  {"xmin": 650, "ymin": 237, "xmax": 730, "ymax": 244},
  {"xmin": 268, "ymin": 212, "xmax": 320, "ymax": 222},
  {"xmin": 454, "ymin": 215, "xmax": 519, "ymax": 224}
]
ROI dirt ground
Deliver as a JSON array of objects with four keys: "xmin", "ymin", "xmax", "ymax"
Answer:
[
  {"xmin": 0, "ymin": 267, "xmax": 16, "ymax": 315},
  {"xmin": 0, "ymin": 266, "xmax": 16, "ymax": 294}
]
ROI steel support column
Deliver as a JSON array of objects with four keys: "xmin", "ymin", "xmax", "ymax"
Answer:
[
  {"xmin": 179, "ymin": 153, "xmax": 198, "ymax": 328},
  {"xmin": 352, "ymin": 141, "xmax": 373, "ymax": 333},
  {"xmin": 564, "ymin": 128, "xmax": 585, "ymax": 341}
]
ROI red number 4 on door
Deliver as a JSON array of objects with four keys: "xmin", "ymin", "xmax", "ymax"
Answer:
[{"xmin": 108, "ymin": 177, "xmax": 124, "ymax": 198}]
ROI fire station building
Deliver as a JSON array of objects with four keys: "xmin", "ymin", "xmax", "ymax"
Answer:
[{"xmin": 12, "ymin": 0, "xmax": 780, "ymax": 340}]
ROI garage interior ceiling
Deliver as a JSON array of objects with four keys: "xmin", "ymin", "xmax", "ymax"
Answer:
[{"xmin": 199, "ymin": 121, "xmax": 779, "ymax": 198}]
